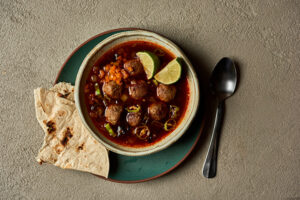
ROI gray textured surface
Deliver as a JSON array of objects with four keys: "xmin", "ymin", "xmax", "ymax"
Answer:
[{"xmin": 0, "ymin": 0, "xmax": 299, "ymax": 199}]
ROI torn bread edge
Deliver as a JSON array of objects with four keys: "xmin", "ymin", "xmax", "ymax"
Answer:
[{"xmin": 34, "ymin": 82, "xmax": 109, "ymax": 178}]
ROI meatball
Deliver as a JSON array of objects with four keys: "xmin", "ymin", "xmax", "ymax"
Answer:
[
  {"xmin": 126, "ymin": 112, "xmax": 142, "ymax": 127},
  {"xmin": 124, "ymin": 59, "xmax": 144, "ymax": 76},
  {"xmin": 102, "ymin": 81, "xmax": 122, "ymax": 99},
  {"xmin": 148, "ymin": 102, "xmax": 168, "ymax": 121},
  {"xmin": 129, "ymin": 80, "xmax": 148, "ymax": 100},
  {"xmin": 105, "ymin": 104, "xmax": 123, "ymax": 125},
  {"xmin": 157, "ymin": 84, "xmax": 176, "ymax": 102}
]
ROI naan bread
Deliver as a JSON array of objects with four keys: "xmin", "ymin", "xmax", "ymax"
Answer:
[{"xmin": 34, "ymin": 83, "xmax": 109, "ymax": 178}]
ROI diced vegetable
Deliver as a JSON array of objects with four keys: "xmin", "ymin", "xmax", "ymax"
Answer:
[
  {"xmin": 117, "ymin": 126, "xmax": 125, "ymax": 137},
  {"xmin": 152, "ymin": 79, "xmax": 158, "ymax": 86},
  {"xmin": 170, "ymin": 105, "xmax": 180, "ymax": 119},
  {"xmin": 92, "ymin": 66, "xmax": 99, "ymax": 74},
  {"xmin": 94, "ymin": 83, "xmax": 101, "ymax": 97},
  {"xmin": 126, "ymin": 105, "xmax": 141, "ymax": 113},
  {"xmin": 89, "ymin": 112, "xmax": 97, "ymax": 118},
  {"xmin": 90, "ymin": 105, "xmax": 96, "ymax": 111},
  {"xmin": 84, "ymin": 85, "xmax": 90, "ymax": 93},
  {"xmin": 133, "ymin": 126, "xmax": 150, "ymax": 140},
  {"xmin": 99, "ymin": 70, "xmax": 105, "ymax": 79},
  {"xmin": 164, "ymin": 119, "xmax": 177, "ymax": 131},
  {"xmin": 91, "ymin": 75, "xmax": 98, "ymax": 82},
  {"xmin": 100, "ymin": 59, "xmax": 125, "ymax": 85},
  {"xmin": 105, "ymin": 123, "xmax": 116, "ymax": 137},
  {"xmin": 114, "ymin": 53, "xmax": 119, "ymax": 60}
]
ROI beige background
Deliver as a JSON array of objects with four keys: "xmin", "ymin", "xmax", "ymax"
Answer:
[{"xmin": 0, "ymin": 0, "xmax": 299, "ymax": 199}]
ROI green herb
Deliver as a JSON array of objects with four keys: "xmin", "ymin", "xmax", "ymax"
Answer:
[
  {"xmin": 94, "ymin": 83, "xmax": 101, "ymax": 97},
  {"xmin": 105, "ymin": 123, "xmax": 116, "ymax": 137},
  {"xmin": 164, "ymin": 119, "xmax": 177, "ymax": 131},
  {"xmin": 133, "ymin": 126, "xmax": 150, "ymax": 140},
  {"xmin": 152, "ymin": 79, "xmax": 158, "ymax": 86},
  {"xmin": 126, "ymin": 105, "xmax": 141, "ymax": 113}
]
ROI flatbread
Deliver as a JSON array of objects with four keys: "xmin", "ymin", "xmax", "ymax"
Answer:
[
  {"xmin": 49, "ymin": 82, "xmax": 74, "ymax": 102},
  {"xmin": 34, "ymin": 83, "xmax": 109, "ymax": 178}
]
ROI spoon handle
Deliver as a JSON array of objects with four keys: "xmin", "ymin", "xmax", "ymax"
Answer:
[{"xmin": 202, "ymin": 101, "xmax": 224, "ymax": 178}]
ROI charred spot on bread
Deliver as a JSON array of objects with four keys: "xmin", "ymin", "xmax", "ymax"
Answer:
[
  {"xmin": 61, "ymin": 127, "xmax": 73, "ymax": 146},
  {"xmin": 58, "ymin": 92, "xmax": 70, "ymax": 98},
  {"xmin": 77, "ymin": 143, "xmax": 84, "ymax": 151},
  {"xmin": 54, "ymin": 144, "xmax": 63, "ymax": 154},
  {"xmin": 45, "ymin": 120, "xmax": 56, "ymax": 134}
]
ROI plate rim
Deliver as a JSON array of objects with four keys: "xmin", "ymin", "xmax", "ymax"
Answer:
[{"xmin": 54, "ymin": 27, "xmax": 204, "ymax": 183}]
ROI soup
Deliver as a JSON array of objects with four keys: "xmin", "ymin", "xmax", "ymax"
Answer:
[{"xmin": 84, "ymin": 41, "xmax": 189, "ymax": 147}]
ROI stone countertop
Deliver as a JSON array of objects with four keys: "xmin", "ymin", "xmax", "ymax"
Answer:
[{"xmin": 0, "ymin": 0, "xmax": 299, "ymax": 199}]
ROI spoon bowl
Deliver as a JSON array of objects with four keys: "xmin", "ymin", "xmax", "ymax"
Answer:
[{"xmin": 210, "ymin": 57, "xmax": 237, "ymax": 100}]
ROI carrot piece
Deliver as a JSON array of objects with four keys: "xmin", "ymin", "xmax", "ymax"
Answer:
[
  {"xmin": 99, "ymin": 70, "xmax": 105, "ymax": 79},
  {"xmin": 84, "ymin": 85, "xmax": 90, "ymax": 93},
  {"xmin": 121, "ymin": 69, "xmax": 129, "ymax": 79},
  {"xmin": 104, "ymin": 65, "xmax": 110, "ymax": 72}
]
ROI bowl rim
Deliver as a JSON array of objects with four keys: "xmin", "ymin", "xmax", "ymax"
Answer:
[{"xmin": 75, "ymin": 30, "xmax": 200, "ymax": 156}]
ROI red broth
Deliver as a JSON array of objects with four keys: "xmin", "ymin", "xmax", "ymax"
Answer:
[{"xmin": 84, "ymin": 41, "xmax": 190, "ymax": 147}]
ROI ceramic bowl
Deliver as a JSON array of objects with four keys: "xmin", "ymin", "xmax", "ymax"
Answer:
[{"xmin": 75, "ymin": 30, "xmax": 199, "ymax": 156}]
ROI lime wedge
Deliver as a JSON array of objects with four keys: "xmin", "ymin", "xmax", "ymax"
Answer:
[
  {"xmin": 136, "ymin": 51, "xmax": 160, "ymax": 79},
  {"xmin": 154, "ymin": 58, "xmax": 182, "ymax": 85}
]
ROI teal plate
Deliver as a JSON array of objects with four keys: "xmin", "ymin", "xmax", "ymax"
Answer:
[{"xmin": 55, "ymin": 28, "xmax": 204, "ymax": 183}]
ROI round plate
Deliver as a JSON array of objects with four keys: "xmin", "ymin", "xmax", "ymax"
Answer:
[{"xmin": 55, "ymin": 28, "xmax": 204, "ymax": 183}]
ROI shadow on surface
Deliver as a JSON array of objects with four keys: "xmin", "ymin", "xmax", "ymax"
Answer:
[
  {"xmin": 163, "ymin": 40, "xmax": 217, "ymax": 176},
  {"xmin": 163, "ymin": 41, "xmax": 242, "ymax": 178}
]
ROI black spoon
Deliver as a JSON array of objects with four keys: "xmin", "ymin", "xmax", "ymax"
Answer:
[{"xmin": 202, "ymin": 57, "xmax": 237, "ymax": 178}]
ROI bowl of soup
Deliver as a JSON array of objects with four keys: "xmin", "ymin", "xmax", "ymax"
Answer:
[{"xmin": 75, "ymin": 30, "xmax": 199, "ymax": 156}]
